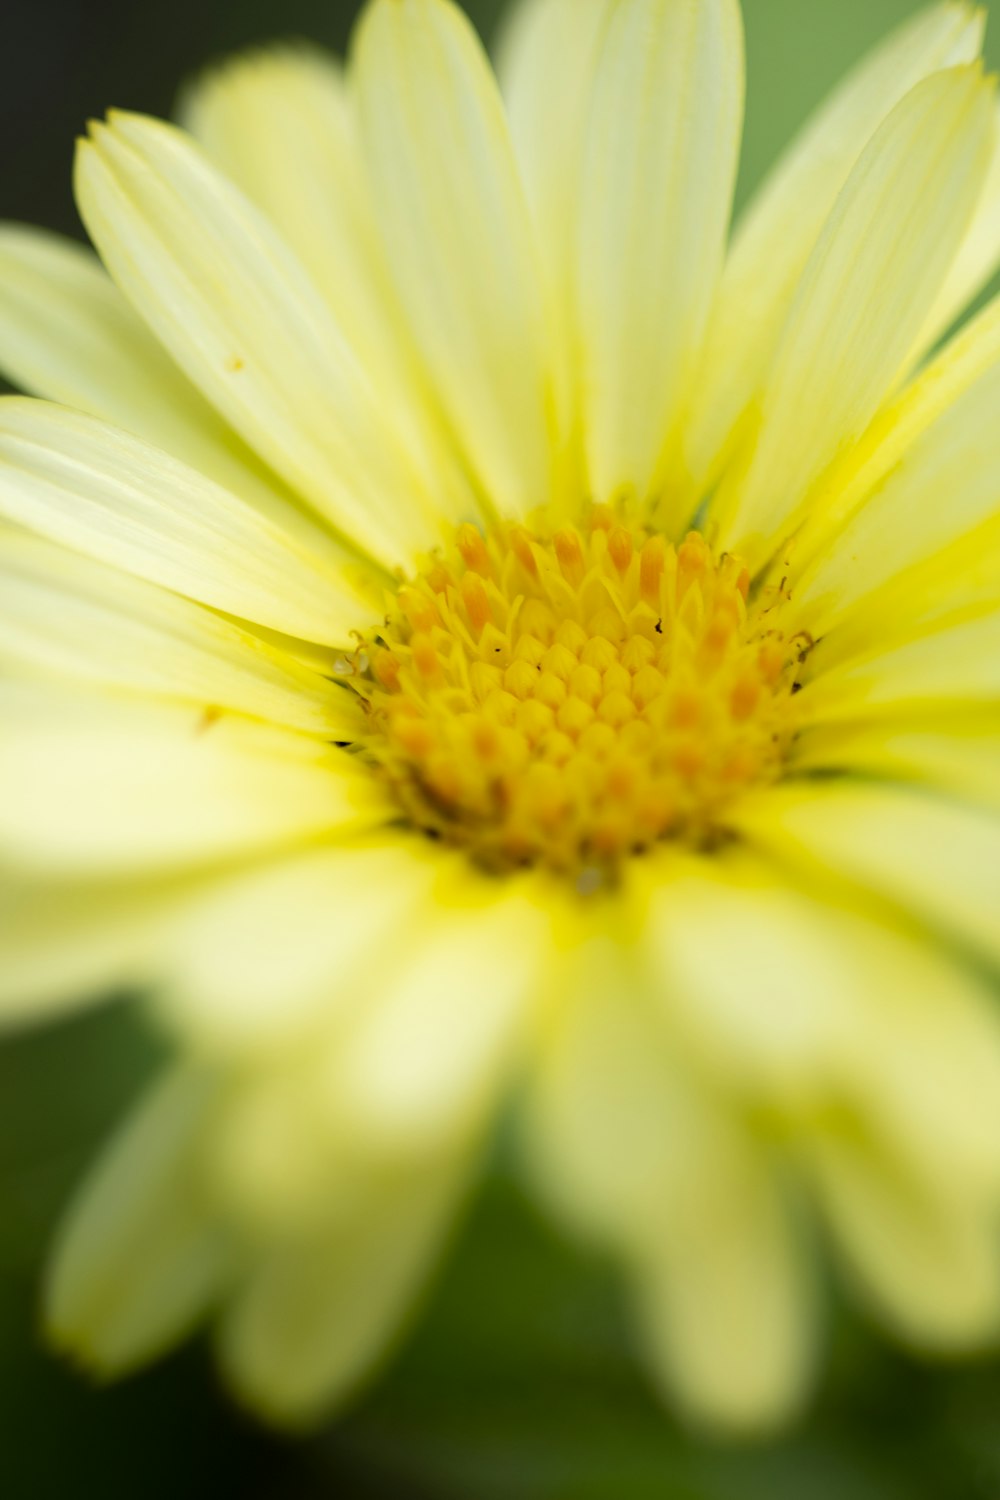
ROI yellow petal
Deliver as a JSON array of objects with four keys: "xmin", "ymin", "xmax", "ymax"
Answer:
[
  {"xmin": 352, "ymin": 0, "xmax": 558, "ymax": 517},
  {"xmin": 717, "ymin": 65, "xmax": 995, "ymax": 565},
  {"xmin": 46, "ymin": 1068, "xmax": 231, "ymax": 1375},
  {"xmin": 75, "ymin": 111, "xmax": 444, "ymax": 569},
  {"xmin": 217, "ymin": 1150, "xmax": 468, "ymax": 1426},
  {"xmin": 496, "ymin": 0, "xmax": 613, "ymax": 450},
  {"xmin": 0, "ymin": 398, "xmax": 376, "ymax": 645},
  {"xmin": 576, "ymin": 0, "xmax": 743, "ymax": 510},
  {"xmin": 159, "ymin": 838, "xmax": 445, "ymax": 1054},
  {"xmin": 0, "ymin": 527, "xmax": 361, "ymax": 736},
  {"xmin": 731, "ymin": 781, "xmax": 1000, "ymax": 969},
  {"xmin": 0, "ymin": 223, "xmax": 335, "ymax": 547},
  {"xmin": 0, "ymin": 683, "xmax": 389, "ymax": 875},
  {"xmin": 180, "ymin": 45, "xmax": 478, "ymax": 530},
  {"xmin": 686, "ymin": 1, "xmax": 985, "ymax": 491},
  {"xmin": 793, "ymin": 720, "xmax": 1000, "ymax": 815},
  {"xmin": 330, "ymin": 877, "xmax": 548, "ymax": 1150}
]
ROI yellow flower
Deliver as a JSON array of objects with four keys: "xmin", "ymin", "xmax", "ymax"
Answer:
[{"xmin": 3, "ymin": 0, "xmax": 1000, "ymax": 1434}]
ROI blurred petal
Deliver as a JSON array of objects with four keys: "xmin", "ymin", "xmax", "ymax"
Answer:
[{"xmin": 46, "ymin": 1069, "xmax": 231, "ymax": 1374}]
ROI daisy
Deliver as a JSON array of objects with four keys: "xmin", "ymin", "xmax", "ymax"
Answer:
[{"xmin": 3, "ymin": 0, "xmax": 1000, "ymax": 1434}]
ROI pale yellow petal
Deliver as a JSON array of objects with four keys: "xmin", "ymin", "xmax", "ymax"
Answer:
[
  {"xmin": 717, "ymin": 66, "xmax": 995, "ymax": 565},
  {"xmin": 630, "ymin": 1148, "xmax": 814, "ymax": 1433},
  {"xmin": 577, "ymin": 0, "xmax": 743, "ymax": 510},
  {"xmin": 74, "ymin": 111, "xmax": 444, "ymax": 568},
  {"xmin": 330, "ymin": 877, "xmax": 549, "ymax": 1151},
  {"xmin": 0, "ymin": 873, "xmax": 193, "ymax": 1027},
  {"xmin": 793, "ymin": 720, "xmax": 1000, "ymax": 814},
  {"xmin": 353, "ymin": 0, "xmax": 558, "ymax": 517},
  {"xmin": 0, "ymin": 399, "xmax": 376, "ymax": 645},
  {"xmin": 809, "ymin": 1133, "xmax": 1000, "ymax": 1351},
  {"xmin": 217, "ymin": 1151, "xmax": 468, "ymax": 1426},
  {"xmin": 46, "ymin": 1068, "xmax": 231, "ymax": 1375},
  {"xmin": 0, "ymin": 527, "xmax": 362, "ymax": 736},
  {"xmin": 0, "ymin": 684, "xmax": 389, "ymax": 875},
  {"xmin": 801, "ymin": 611, "xmax": 1000, "ymax": 722},
  {"xmin": 180, "ymin": 45, "xmax": 479, "ymax": 529},
  {"xmin": 0, "ymin": 223, "xmax": 342, "ymax": 549},
  {"xmin": 796, "ymin": 327, "xmax": 1000, "ymax": 637},
  {"xmin": 685, "ymin": 2, "xmax": 985, "ymax": 490},
  {"xmin": 496, "ymin": 0, "xmax": 613, "ymax": 445},
  {"xmin": 731, "ymin": 781, "xmax": 1000, "ymax": 968},
  {"xmin": 159, "ymin": 838, "xmax": 445, "ymax": 1054}
]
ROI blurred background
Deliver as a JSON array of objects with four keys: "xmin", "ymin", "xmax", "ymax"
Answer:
[{"xmin": 3, "ymin": 0, "xmax": 1000, "ymax": 1495}]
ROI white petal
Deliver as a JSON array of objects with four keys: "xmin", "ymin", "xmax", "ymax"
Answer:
[
  {"xmin": 353, "ymin": 0, "xmax": 559, "ymax": 516},
  {"xmin": 0, "ymin": 399, "xmax": 376, "ymax": 646},
  {"xmin": 686, "ymin": 2, "xmax": 985, "ymax": 490},
  {"xmin": 159, "ymin": 837, "xmax": 446, "ymax": 1054},
  {"xmin": 576, "ymin": 0, "xmax": 743, "ymax": 509},
  {"xmin": 75, "ymin": 111, "xmax": 444, "ymax": 568},
  {"xmin": 0, "ymin": 527, "xmax": 361, "ymax": 736},
  {"xmin": 46, "ymin": 1068, "xmax": 231, "ymax": 1374},
  {"xmin": 217, "ymin": 1150, "xmax": 469, "ymax": 1425},
  {"xmin": 0, "ymin": 684, "xmax": 389, "ymax": 875},
  {"xmin": 718, "ymin": 65, "xmax": 995, "ymax": 564}
]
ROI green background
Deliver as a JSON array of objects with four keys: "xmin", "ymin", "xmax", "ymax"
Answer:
[{"xmin": 3, "ymin": 0, "xmax": 1000, "ymax": 1495}]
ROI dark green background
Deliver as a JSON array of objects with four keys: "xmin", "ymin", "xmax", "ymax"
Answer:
[{"xmin": 4, "ymin": 1, "xmax": 1000, "ymax": 1495}]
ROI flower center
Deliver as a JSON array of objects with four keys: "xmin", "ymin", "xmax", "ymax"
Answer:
[{"xmin": 345, "ymin": 510, "xmax": 805, "ymax": 875}]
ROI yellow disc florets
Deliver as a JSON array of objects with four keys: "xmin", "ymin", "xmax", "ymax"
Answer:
[{"xmin": 344, "ymin": 510, "xmax": 806, "ymax": 875}]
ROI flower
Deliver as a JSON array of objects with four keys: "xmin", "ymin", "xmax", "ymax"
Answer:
[{"xmin": 3, "ymin": 0, "xmax": 1000, "ymax": 1435}]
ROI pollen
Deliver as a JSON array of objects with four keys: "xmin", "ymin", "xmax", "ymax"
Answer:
[{"xmin": 345, "ymin": 514, "xmax": 804, "ymax": 874}]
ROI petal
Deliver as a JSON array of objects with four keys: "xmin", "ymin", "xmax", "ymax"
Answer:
[
  {"xmin": 917, "ymin": 96, "xmax": 1000, "ymax": 349},
  {"xmin": 353, "ymin": 0, "xmax": 558, "ymax": 516},
  {"xmin": 217, "ymin": 1150, "xmax": 468, "ymax": 1426},
  {"xmin": 0, "ymin": 527, "xmax": 362, "ymax": 737},
  {"xmin": 0, "ymin": 684, "xmax": 390, "ymax": 875},
  {"xmin": 496, "ymin": 0, "xmax": 613, "ymax": 444},
  {"xmin": 800, "ymin": 611, "xmax": 1000, "ymax": 722},
  {"xmin": 686, "ymin": 2, "xmax": 985, "ymax": 490},
  {"xmin": 809, "ymin": 1133, "xmax": 1000, "ymax": 1351},
  {"xmin": 180, "ymin": 45, "xmax": 479, "ymax": 529},
  {"xmin": 792, "ymin": 720, "xmax": 1000, "ymax": 815},
  {"xmin": 159, "ymin": 837, "xmax": 446, "ymax": 1055},
  {"xmin": 0, "ymin": 223, "xmax": 332, "ymax": 541},
  {"xmin": 0, "ymin": 399, "xmax": 376, "ymax": 646},
  {"xmin": 330, "ymin": 875, "xmax": 549, "ymax": 1150},
  {"xmin": 75, "ymin": 111, "xmax": 444, "ymax": 569},
  {"xmin": 46, "ymin": 1068, "xmax": 232, "ymax": 1375},
  {"xmin": 795, "ymin": 312, "xmax": 1000, "ymax": 638},
  {"xmin": 717, "ymin": 65, "xmax": 995, "ymax": 565},
  {"xmin": 629, "ymin": 1148, "xmax": 814, "ymax": 1433},
  {"xmin": 0, "ymin": 873, "xmax": 194, "ymax": 1027},
  {"xmin": 731, "ymin": 781, "xmax": 1000, "ymax": 969},
  {"xmin": 576, "ymin": 0, "xmax": 743, "ymax": 510}
]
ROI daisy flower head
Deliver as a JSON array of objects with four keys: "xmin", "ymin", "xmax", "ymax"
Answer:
[{"xmin": 3, "ymin": 0, "xmax": 1000, "ymax": 1435}]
